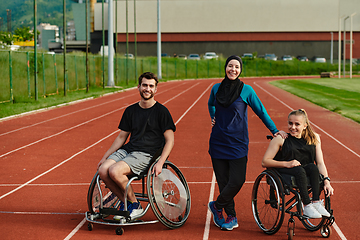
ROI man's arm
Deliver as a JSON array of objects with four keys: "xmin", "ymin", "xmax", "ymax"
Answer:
[
  {"xmin": 152, "ymin": 129, "xmax": 175, "ymax": 176},
  {"xmin": 97, "ymin": 130, "xmax": 130, "ymax": 169}
]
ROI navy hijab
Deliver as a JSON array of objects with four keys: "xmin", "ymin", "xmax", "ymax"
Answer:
[{"xmin": 216, "ymin": 55, "xmax": 244, "ymax": 108}]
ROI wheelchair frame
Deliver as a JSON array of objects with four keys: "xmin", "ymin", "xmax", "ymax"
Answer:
[
  {"xmin": 85, "ymin": 156, "xmax": 191, "ymax": 235},
  {"xmin": 251, "ymin": 168, "xmax": 334, "ymax": 240}
]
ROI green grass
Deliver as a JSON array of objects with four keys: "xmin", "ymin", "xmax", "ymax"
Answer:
[
  {"xmin": 0, "ymin": 85, "xmax": 137, "ymax": 119},
  {"xmin": 270, "ymin": 78, "xmax": 360, "ymax": 123}
]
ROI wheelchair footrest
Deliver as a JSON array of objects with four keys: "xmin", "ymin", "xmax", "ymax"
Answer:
[{"xmin": 100, "ymin": 208, "xmax": 130, "ymax": 218}]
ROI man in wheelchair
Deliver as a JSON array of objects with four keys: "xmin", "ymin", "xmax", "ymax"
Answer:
[
  {"xmin": 97, "ymin": 72, "xmax": 176, "ymax": 219},
  {"xmin": 262, "ymin": 109, "xmax": 334, "ymax": 219}
]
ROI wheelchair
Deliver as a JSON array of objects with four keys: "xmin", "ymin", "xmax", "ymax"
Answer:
[
  {"xmin": 85, "ymin": 149, "xmax": 191, "ymax": 235},
  {"xmin": 251, "ymin": 137, "xmax": 334, "ymax": 240}
]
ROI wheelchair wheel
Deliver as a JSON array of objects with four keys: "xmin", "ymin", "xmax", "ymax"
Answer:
[
  {"xmin": 252, "ymin": 170, "xmax": 285, "ymax": 235},
  {"xmin": 147, "ymin": 161, "xmax": 191, "ymax": 229},
  {"xmin": 87, "ymin": 172, "xmax": 120, "ymax": 214},
  {"xmin": 300, "ymin": 189, "xmax": 330, "ymax": 231}
]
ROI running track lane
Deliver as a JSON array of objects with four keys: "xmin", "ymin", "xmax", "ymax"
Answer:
[{"xmin": 0, "ymin": 78, "xmax": 359, "ymax": 239}]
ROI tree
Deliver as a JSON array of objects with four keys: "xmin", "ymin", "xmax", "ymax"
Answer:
[
  {"xmin": 0, "ymin": 31, "xmax": 14, "ymax": 45},
  {"xmin": 14, "ymin": 26, "xmax": 33, "ymax": 41}
]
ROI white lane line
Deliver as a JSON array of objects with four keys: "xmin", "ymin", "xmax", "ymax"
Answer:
[
  {"xmin": 64, "ymin": 218, "xmax": 87, "ymax": 240},
  {"xmin": 0, "ymin": 82, "xmax": 193, "ymax": 159},
  {"xmin": 203, "ymin": 172, "xmax": 216, "ymax": 240},
  {"xmin": 254, "ymin": 81, "xmax": 350, "ymax": 240},
  {"xmin": 175, "ymin": 83, "xmax": 213, "ymax": 125},
  {"xmin": 0, "ymin": 130, "xmax": 119, "ymax": 200},
  {"xmin": 0, "ymin": 94, "xmax": 135, "ymax": 137},
  {"xmin": 254, "ymin": 81, "xmax": 360, "ymax": 159},
  {"xmin": 0, "ymin": 107, "xmax": 128, "ymax": 158},
  {"xmin": 0, "ymin": 211, "xmax": 83, "ymax": 215},
  {"xmin": 0, "ymin": 81, "xmax": 185, "ymax": 136},
  {"xmin": 1, "ymin": 180, "xmax": 356, "ymax": 187},
  {"xmin": 0, "ymin": 82, "xmax": 203, "ymax": 198},
  {"xmin": 333, "ymin": 222, "xmax": 347, "ymax": 240}
]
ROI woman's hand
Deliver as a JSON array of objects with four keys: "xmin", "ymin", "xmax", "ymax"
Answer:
[
  {"xmin": 286, "ymin": 159, "xmax": 301, "ymax": 168},
  {"xmin": 324, "ymin": 182, "xmax": 334, "ymax": 197},
  {"xmin": 211, "ymin": 117, "xmax": 216, "ymax": 127},
  {"xmin": 274, "ymin": 130, "xmax": 288, "ymax": 139}
]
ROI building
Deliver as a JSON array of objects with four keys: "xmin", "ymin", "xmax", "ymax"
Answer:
[
  {"xmin": 89, "ymin": 0, "xmax": 360, "ymax": 60},
  {"xmin": 37, "ymin": 23, "xmax": 59, "ymax": 50}
]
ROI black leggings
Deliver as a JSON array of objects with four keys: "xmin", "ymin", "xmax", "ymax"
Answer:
[
  {"xmin": 211, "ymin": 156, "xmax": 248, "ymax": 217},
  {"xmin": 277, "ymin": 163, "xmax": 320, "ymax": 205}
]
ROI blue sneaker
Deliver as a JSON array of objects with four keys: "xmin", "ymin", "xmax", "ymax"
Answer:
[
  {"xmin": 117, "ymin": 201, "xmax": 125, "ymax": 211},
  {"xmin": 208, "ymin": 201, "xmax": 225, "ymax": 227},
  {"xmin": 128, "ymin": 201, "xmax": 143, "ymax": 218},
  {"xmin": 221, "ymin": 215, "xmax": 238, "ymax": 231}
]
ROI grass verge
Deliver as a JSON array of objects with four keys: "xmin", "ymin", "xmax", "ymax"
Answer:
[
  {"xmin": 270, "ymin": 77, "xmax": 360, "ymax": 123},
  {"xmin": 0, "ymin": 85, "xmax": 137, "ymax": 119}
]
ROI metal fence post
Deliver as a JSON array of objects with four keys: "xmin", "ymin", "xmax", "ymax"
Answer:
[
  {"xmin": 174, "ymin": 59, "xmax": 177, "ymax": 78},
  {"xmin": 27, "ymin": 52, "xmax": 31, "ymax": 98},
  {"xmin": 9, "ymin": 51, "xmax": 13, "ymax": 103},
  {"xmin": 42, "ymin": 53, "xmax": 46, "ymax": 96},
  {"xmin": 75, "ymin": 55, "xmax": 78, "ymax": 90},
  {"xmin": 53, "ymin": 53, "xmax": 58, "ymax": 94}
]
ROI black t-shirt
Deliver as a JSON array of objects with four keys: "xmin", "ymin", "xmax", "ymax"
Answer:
[
  {"xmin": 274, "ymin": 134, "xmax": 316, "ymax": 165},
  {"xmin": 119, "ymin": 102, "xmax": 176, "ymax": 155}
]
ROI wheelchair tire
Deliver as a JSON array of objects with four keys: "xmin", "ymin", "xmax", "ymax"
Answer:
[
  {"xmin": 147, "ymin": 160, "xmax": 191, "ymax": 229},
  {"xmin": 252, "ymin": 169, "xmax": 285, "ymax": 235},
  {"xmin": 300, "ymin": 192, "xmax": 330, "ymax": 231},
  {"xmin": 87, "ymin": 172, "xmax": 120, "ymax": 214}
]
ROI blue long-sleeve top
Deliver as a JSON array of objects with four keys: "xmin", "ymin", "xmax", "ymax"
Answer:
[{"xmin": 208, "ymin": 83, "xmax": 279, "ymax": 159}]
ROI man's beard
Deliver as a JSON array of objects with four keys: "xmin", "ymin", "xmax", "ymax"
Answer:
[{"xmin": 140, "ymin": 91, "xmax": 154, "ymax": 100}]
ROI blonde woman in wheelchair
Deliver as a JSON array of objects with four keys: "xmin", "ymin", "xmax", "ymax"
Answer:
[{"xmin": 262, "ymin": 109, "xmax": 334, "ymax": 219}]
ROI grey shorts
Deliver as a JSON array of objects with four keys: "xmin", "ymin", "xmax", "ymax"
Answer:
[{"xmin": 107, "ymin": 149, "xmax": 152, "ymax": 175}]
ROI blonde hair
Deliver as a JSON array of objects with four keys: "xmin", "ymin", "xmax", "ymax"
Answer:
[{"xmin": 288, "ymin": 109, "xmax": 318, "ymax": 145}]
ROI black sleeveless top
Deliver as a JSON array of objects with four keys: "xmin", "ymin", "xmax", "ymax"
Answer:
[{"xmin": 274, "ymin": 134, "xmax": 316, "ymax": 165}]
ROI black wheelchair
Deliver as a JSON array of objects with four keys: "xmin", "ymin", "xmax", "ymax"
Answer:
[
  {"xmin": 85, "ymin": 149, "xmax": 191, "ymax": 235},
  {"xmin": 251, "ymin": 136, "xmax": 334, "ymax": 240}
]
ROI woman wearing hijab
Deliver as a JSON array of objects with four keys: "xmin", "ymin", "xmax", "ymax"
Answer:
[{"xmin": 207, "ymin": 55, "xmax": 286, "ymax": 230}]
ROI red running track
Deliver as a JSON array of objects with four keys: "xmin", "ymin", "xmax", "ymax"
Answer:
[{"xmin": 0, "ymin": 77, "xmax": 359, "ymax": 240}]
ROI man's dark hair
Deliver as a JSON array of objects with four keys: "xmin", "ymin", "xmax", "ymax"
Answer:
[{"xmin": 138, "ymin": 72, "xmax": 158, "ymax": 86}]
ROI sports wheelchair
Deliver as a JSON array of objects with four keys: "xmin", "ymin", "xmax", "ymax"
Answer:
[
  {"xmin": 251, "ymin": 136, "xmax": 334, "ymax": 240},
  {"xmin": 85, "ymin": 149, "xmax": 191, "ymax": 235}
]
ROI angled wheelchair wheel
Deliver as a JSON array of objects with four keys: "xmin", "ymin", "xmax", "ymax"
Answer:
[
  {"xmin": 87, "ymin": 172, "xmax": 120, "ymax": 214},
  {"xmin": 252, "ymin": 170, "xmax": 285, "ymax": 235},
  {"xmin": 300, "ymin": 189, "xmax": 329, "ymax": 231},
  {"xmin": 147, "ymin": 161, "xmax": 191, "ymax": 229}
]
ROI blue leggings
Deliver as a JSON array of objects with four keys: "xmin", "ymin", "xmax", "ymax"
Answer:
[
  {"xmin": 211, "ymin": 156, "xmax": 248, "ymax": 217},
  {"xmin": 277, "ymin": 163, "xmax": 320, "ymax": 205}
]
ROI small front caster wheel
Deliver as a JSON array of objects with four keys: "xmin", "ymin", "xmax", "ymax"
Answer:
[
  {"xmin": 115, "ymin": 227, "xmax": 124, "ymax": 235},
  {"xmin": 287, "ymin": 227, "xmax": 294, "ymax": 240},
  {"xmin": 320, "ymin": 225, "xmax": 332, "ymax": 238},
  {"xmin": 87, "ymin": 222, "xmax": 93, "ymax": 231}
]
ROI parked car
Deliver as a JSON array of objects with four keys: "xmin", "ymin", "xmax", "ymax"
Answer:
[
  {"xmin": 124, "ymin": 53, "xmax": 134, "ymax": 58},
  {"xmin": 311, "ymin": 56, "xmax": 326, "ymax": 63},
  {"xmin": 203, "ymin": 52, "xmax": 218, "ymax": 60},
  {"xmin": 264, "ymin": 53, "xmax": 277, "ymax": 61},
  {"xmin": 188, "ymin": 53, "xmax": 201, "ymax": 60},
  {"xmin": 281, "ymin": 55, "xmax": 293, "ymax": 61},
  {"xmin": 296, "ymin": 56, "xmax": 308, "ymax": 61},
  {"xmin": 161, "ymin": 53, "xmax": 170, "ymax": 57},
  {"xmin": 241, "ymin": 53, "xmax": 254, "ymax": 59},
  {"xmin": 177, "ymin": 54, "xmax": 187, "ymax": 59}
]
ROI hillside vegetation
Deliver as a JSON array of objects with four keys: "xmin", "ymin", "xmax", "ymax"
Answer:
[{"xmin": 0, "ymin": 0, "xmax": 75, "ymax": 32}]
